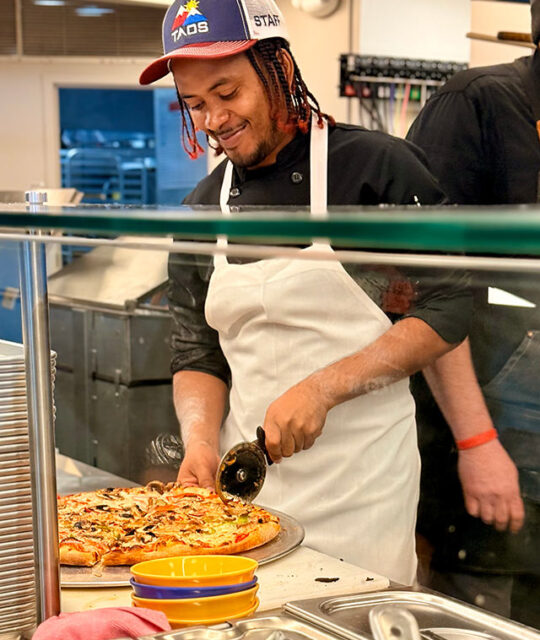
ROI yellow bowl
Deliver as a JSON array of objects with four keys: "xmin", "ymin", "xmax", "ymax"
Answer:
[
  {"xmin": 131, "ymin": 584, "xmax": 259, "ymax": 619},
  {"xmin": 168, "ymin": 599, "xmax": 260, "ymax": 629},
  {"xmin": 130, "ymin": 555, "xmax": 258, "ymax": 587}
]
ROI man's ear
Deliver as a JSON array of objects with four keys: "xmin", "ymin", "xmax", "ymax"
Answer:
[{"xmin": 278, "ymin": 49, "xmax": 295, "ymax": 90}]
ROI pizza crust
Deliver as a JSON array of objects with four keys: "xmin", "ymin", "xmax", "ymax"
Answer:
[{"xmin": 59, "ymin": 545, "xmax": 100, "ymax": 567}]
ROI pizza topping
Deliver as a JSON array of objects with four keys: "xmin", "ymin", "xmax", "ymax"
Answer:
[{"xmin": 57, "ymin": 483, "xmax": 280, "ymax": 566}]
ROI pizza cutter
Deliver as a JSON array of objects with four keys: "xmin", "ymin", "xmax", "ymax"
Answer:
[{"xmin": 215, "ymin": 427, "xmax": 273, "ymax": 503}]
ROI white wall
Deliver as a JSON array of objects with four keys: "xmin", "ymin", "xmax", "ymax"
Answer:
[
  {"xmin": 359, "ymin": 0, "xmax": 470, "ymax": 62},
  {"xmin": 470, "ymin": 0, "xmax": 533, "ymax": 67},
  {"xmin": 0, "ymin": 58, "xmax": 175, "ymax": 191}
]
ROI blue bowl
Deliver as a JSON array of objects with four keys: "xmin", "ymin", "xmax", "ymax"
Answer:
[{"xmin": 129, "ymin": 576, "xmax": 258, "ymax": 600}]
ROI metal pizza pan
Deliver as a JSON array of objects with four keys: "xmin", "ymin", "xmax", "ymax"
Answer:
[
  {"xmin": 61, "ymin": 508, "xmax": 305, "ymax": 588},
  {"xmin": 0, "ymin": 431, "xmax": 29, "ymax": 441}
]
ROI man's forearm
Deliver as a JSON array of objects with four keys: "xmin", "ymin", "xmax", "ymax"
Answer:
[
  {"xmin": 173, "ymin": 370, "xmax": 228, "ymax": 447},
  {"xmin": 310, "ymin": 317, "xmax": 454, "ymax": 409},
  {"xmin": 422, "ymin": 338, "xmax": 493, "ymax": 439}
]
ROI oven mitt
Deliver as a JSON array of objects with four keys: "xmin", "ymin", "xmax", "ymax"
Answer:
[{"xmin": 32, "ymin": 606, "xmax": 171, "ymax": 639}]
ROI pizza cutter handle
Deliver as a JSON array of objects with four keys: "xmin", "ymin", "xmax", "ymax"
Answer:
[{"xmin": 256, "ymin": 426, "xmax": 273, "ymax": 466}]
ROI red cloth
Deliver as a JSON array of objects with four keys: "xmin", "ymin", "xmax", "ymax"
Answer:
[{"xmin": 32, "ymin": 607, "xmax": 171, "ymax": 639}]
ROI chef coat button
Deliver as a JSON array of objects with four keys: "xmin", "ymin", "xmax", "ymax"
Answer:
[
  {"xmin": 229, "ymin": 187, "xmax": 241, "ymax": 198},
  {"xmin": 291, "ymin": 171, "xmax": 303, "ymax": 184}
]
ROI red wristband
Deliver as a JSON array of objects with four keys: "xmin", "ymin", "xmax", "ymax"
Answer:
[{"xmin": 456, "ymin": 428, "xmax": 498, "ymax": 451}]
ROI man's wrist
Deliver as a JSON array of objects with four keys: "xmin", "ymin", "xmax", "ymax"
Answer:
[{"xmin": 456, "ymin": 428, "xmax": 498, "ymax": 451}]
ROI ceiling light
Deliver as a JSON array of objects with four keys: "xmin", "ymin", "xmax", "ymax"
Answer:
[
  {"xmin": 75, "ymin": 5, "xmax": 114, "ymax": 16},
  {"xmin": 34, "ymin": 0, "xmax": 66, "ymax": 6}
]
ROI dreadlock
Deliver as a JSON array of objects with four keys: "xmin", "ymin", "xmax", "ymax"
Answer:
[{"xmin": 177, "ymin": 37, "xmax": 334, "ymax": 160}]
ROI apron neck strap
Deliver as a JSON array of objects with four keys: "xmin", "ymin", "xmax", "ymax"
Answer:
[
  {"xmin": 309, "ymin": 115, "xmax": 328, "ymax": 218},
  {"xmin": 216, "ymin": 115, "xmax": 329, "ymax": 264}
]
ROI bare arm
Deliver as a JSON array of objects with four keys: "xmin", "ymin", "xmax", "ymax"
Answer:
[
  {"xmin": 423, "ymin": 339, "xmax": 524, "ymax": 533},
  {"xmin": 263, "ymin": 317, "xmax": 452, "ymax": 460},
  {"xmin": 173, "ymin": 370, "xmax": 228, "ymax": 489}
]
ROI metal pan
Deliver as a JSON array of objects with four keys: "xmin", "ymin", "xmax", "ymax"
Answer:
[
  {"xmin": 0, "ymin": 571, "xmax": 36, "ymax": 585},
  {"xmin": 0, "ymin": 387, "xmax": 26, "ymax": 397},
  {"xmin": 0, "ymin": 450, "xmax": 30, "ymax": 460},
  {"xmin": 0, "ymin": 418, "xmax": 28, "ymax": 428},
  {"xmin": 0, "ymin": 506, "xmax": 33, "ymax": 519},
  {"xmin": 0, "ymin": 547, "xmax": 34, "ymax": 561},
  {"xmin": 0, "ymin": 430, "xmax": 28, "ymax": 440},
  {"xmin": 0, "ymin": 540, "xmax": 34, "ymax": 554},
  {"xmin": 285, "ymin": 590, "xmax": 540, "ymax": 640},
  {"xmin": 0, "ymin": 487, "xmax": 32, "ymax": 503}
]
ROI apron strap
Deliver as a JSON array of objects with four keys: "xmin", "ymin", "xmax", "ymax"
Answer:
[
  {"xmin": 216, "ymin": 161, "xmax": 234, "ymax": 266},
  {"xmin": 216, "ymin": 115, "xmax": 330, "ymax": 266},
  {"xmin": 310, "ymin": 116, "xmax": 328, "ymax": 219}
]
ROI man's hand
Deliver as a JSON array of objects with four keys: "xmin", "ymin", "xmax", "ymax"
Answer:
[
  {"xmin": 262, "ymin": 377, "xmax": 331, "ymax": 463},
  {"xmin": 458, "ymin": 438, "xmax": 525, "ymax": 533},
  {"xmin": 177, "ymin": 441, "xmax": 220, "ymax": 490}
]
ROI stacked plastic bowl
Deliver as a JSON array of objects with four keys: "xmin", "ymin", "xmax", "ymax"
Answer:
[{"xmin": 130, "ymin": 555, "xmax": 260, "ymax": 628}]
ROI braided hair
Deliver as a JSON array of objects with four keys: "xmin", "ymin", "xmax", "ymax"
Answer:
[{"xmin": 177, "ymin": 37, "xmax": 334, "ymax": 160}]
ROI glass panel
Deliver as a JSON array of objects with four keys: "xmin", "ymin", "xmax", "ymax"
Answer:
[{"xmin": 1, "ymin": 204, "xmax": 540, "ymax": 255}]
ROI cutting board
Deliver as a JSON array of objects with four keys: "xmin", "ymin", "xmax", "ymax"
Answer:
[{"xmin": 257, "ymin": 546, "xmax": 389, "ymax": 611}]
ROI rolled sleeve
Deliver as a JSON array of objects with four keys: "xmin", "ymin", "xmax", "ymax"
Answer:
[
  {"xmin": 167, "ymin": 251, "xmax": 231, "ymax": 384},
  {"xmin": 403, "ymin": 266, "xmax": 472, "ymax": 344}
]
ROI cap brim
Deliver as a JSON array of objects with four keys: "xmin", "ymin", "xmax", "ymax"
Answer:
[{"xmin": 139, "ymin": 40, "xmax": 257, "ymax": 85}]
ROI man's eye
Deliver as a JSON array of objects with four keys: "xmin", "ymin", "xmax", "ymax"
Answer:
[{"xmin": 220, "ymin": 90, "xmax": 237, "ymax": 101}]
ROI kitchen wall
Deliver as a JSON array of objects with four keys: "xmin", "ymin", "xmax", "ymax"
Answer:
[
  {"xmin": 470, "ymin": 0, "xmax": 533, "ymax": 67},
  {"xmin": 359, "ymin": 0, "xmax": 470, "ymax": 62},
  {"xmin": 0, "ymin": 0, "xmax": 532, "ymax": 191}
]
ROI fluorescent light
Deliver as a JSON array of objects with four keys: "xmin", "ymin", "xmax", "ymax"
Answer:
[
  {"xmin": 75, "ymin": 5, "xmax": 114, "ymax": 16},
  {"xmin": 34, "ymin": 0, "xmax": 66, "ymax": 5}
]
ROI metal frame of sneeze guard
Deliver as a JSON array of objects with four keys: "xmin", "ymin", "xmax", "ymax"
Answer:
[{"xmin": 19, "ymin": 191, "xmax": 60, "ymax": 625}]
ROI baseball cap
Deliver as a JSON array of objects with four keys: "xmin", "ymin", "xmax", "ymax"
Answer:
[
  {"xmin": 139, "ymin": 0, "xmax": 289, "ymax": 85},
  {"xmin": 532, "ymin": 0, "xmax": 540, "ymax": 44}
]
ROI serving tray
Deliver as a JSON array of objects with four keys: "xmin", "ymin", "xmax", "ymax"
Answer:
[{"xmin": 61, "ymin": 508, "xmax": 304, "ymax": 588}]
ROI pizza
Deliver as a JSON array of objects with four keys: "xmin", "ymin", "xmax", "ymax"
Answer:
[{"xmin": 57, "ymin": 481, "xmax": 280, "ymax": 566}]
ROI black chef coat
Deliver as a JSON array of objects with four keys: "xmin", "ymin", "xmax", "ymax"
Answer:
[
  {"xmin": 408, "ymin": 54, "xmax": 540, "ymax": 573},
  {"xmin": 168, "ymin": 122, "xmax": 471, "ymax": 385}
]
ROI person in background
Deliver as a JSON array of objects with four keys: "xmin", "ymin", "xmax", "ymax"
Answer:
[
  {"xmin": 407, "ymin": 0, "xmax": 540, "ymax": 627},
  {"xmin": 139, "ymin": 0, "xmax": 473, "ymax": 586}
]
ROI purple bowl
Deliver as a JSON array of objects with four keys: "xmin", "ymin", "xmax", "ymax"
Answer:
[{"xmin": 129, "ymin": 576, "xmax": 258, "ymax": 600}]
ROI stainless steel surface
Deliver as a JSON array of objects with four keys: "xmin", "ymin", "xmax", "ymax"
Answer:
[
  {"xmin": 3, "ymin": 231, "xmax": 540, "ymax": 274},
  {"xmin": 135, "ymin": 613, "xmax": 353, "ymax": 640},
  {"xmin": 61, "ymin": 508, "xmax": 304, "ymax": 587},
  {"xmin": 284, "ymin": 591, "xmax": 540, "ymax": 640},
  {"xmin": 420, "ymin": 630, "xmax": 501, "ymax": 640},
  {"xmin": 18, "ymin": 193, "xmax": 61, "ymax": 625},
  {"xmin": 369, "ymin": 606, "xmax": 421, "ymax": 640}
]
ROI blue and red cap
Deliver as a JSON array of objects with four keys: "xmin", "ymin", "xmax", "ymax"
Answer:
[{"xmin": 139, "ymin": 0, "xmax": 289, "ymax": 85}]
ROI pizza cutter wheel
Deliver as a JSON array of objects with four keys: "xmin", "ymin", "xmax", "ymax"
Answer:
[{"xmin": 216, "ymin": 427, "xmax": 272, "ymax": 503}]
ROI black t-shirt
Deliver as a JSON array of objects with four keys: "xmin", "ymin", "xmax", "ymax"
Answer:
[
  {"xmin": 168, "ymin": 123, "xmax": 471, "ymax": 383},
  {"xmin": 407, "ymin": 54, "xmax": 540, "ymax": 572}
]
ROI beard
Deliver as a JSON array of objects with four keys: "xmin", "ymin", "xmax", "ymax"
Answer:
[{"xmin": 219, "ymin": 119, "xmax": 284, "ymax": 169}]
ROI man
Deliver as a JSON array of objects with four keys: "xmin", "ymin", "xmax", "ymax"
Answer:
[
  {"xmin": 139, "ymin": 0, "xmax": 471, "ymax": 585},
  {"xmin": 407, "ymin": 0, "xmax": 540, "ymax": 627}
]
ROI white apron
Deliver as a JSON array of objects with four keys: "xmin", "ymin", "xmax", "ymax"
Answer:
[{"xmin": 205, "ymin": 119, "xmax": 420, "ymax": 585}]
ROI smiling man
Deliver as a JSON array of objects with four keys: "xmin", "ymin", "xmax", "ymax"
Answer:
[{"xmin": 139, "ymin": 0, "xmax": 472, "ymax": 585}]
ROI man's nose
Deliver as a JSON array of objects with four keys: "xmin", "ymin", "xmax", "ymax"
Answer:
[{"xmin": 205, "ymin": 105, "xmax": 229, "ymax": 131}]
